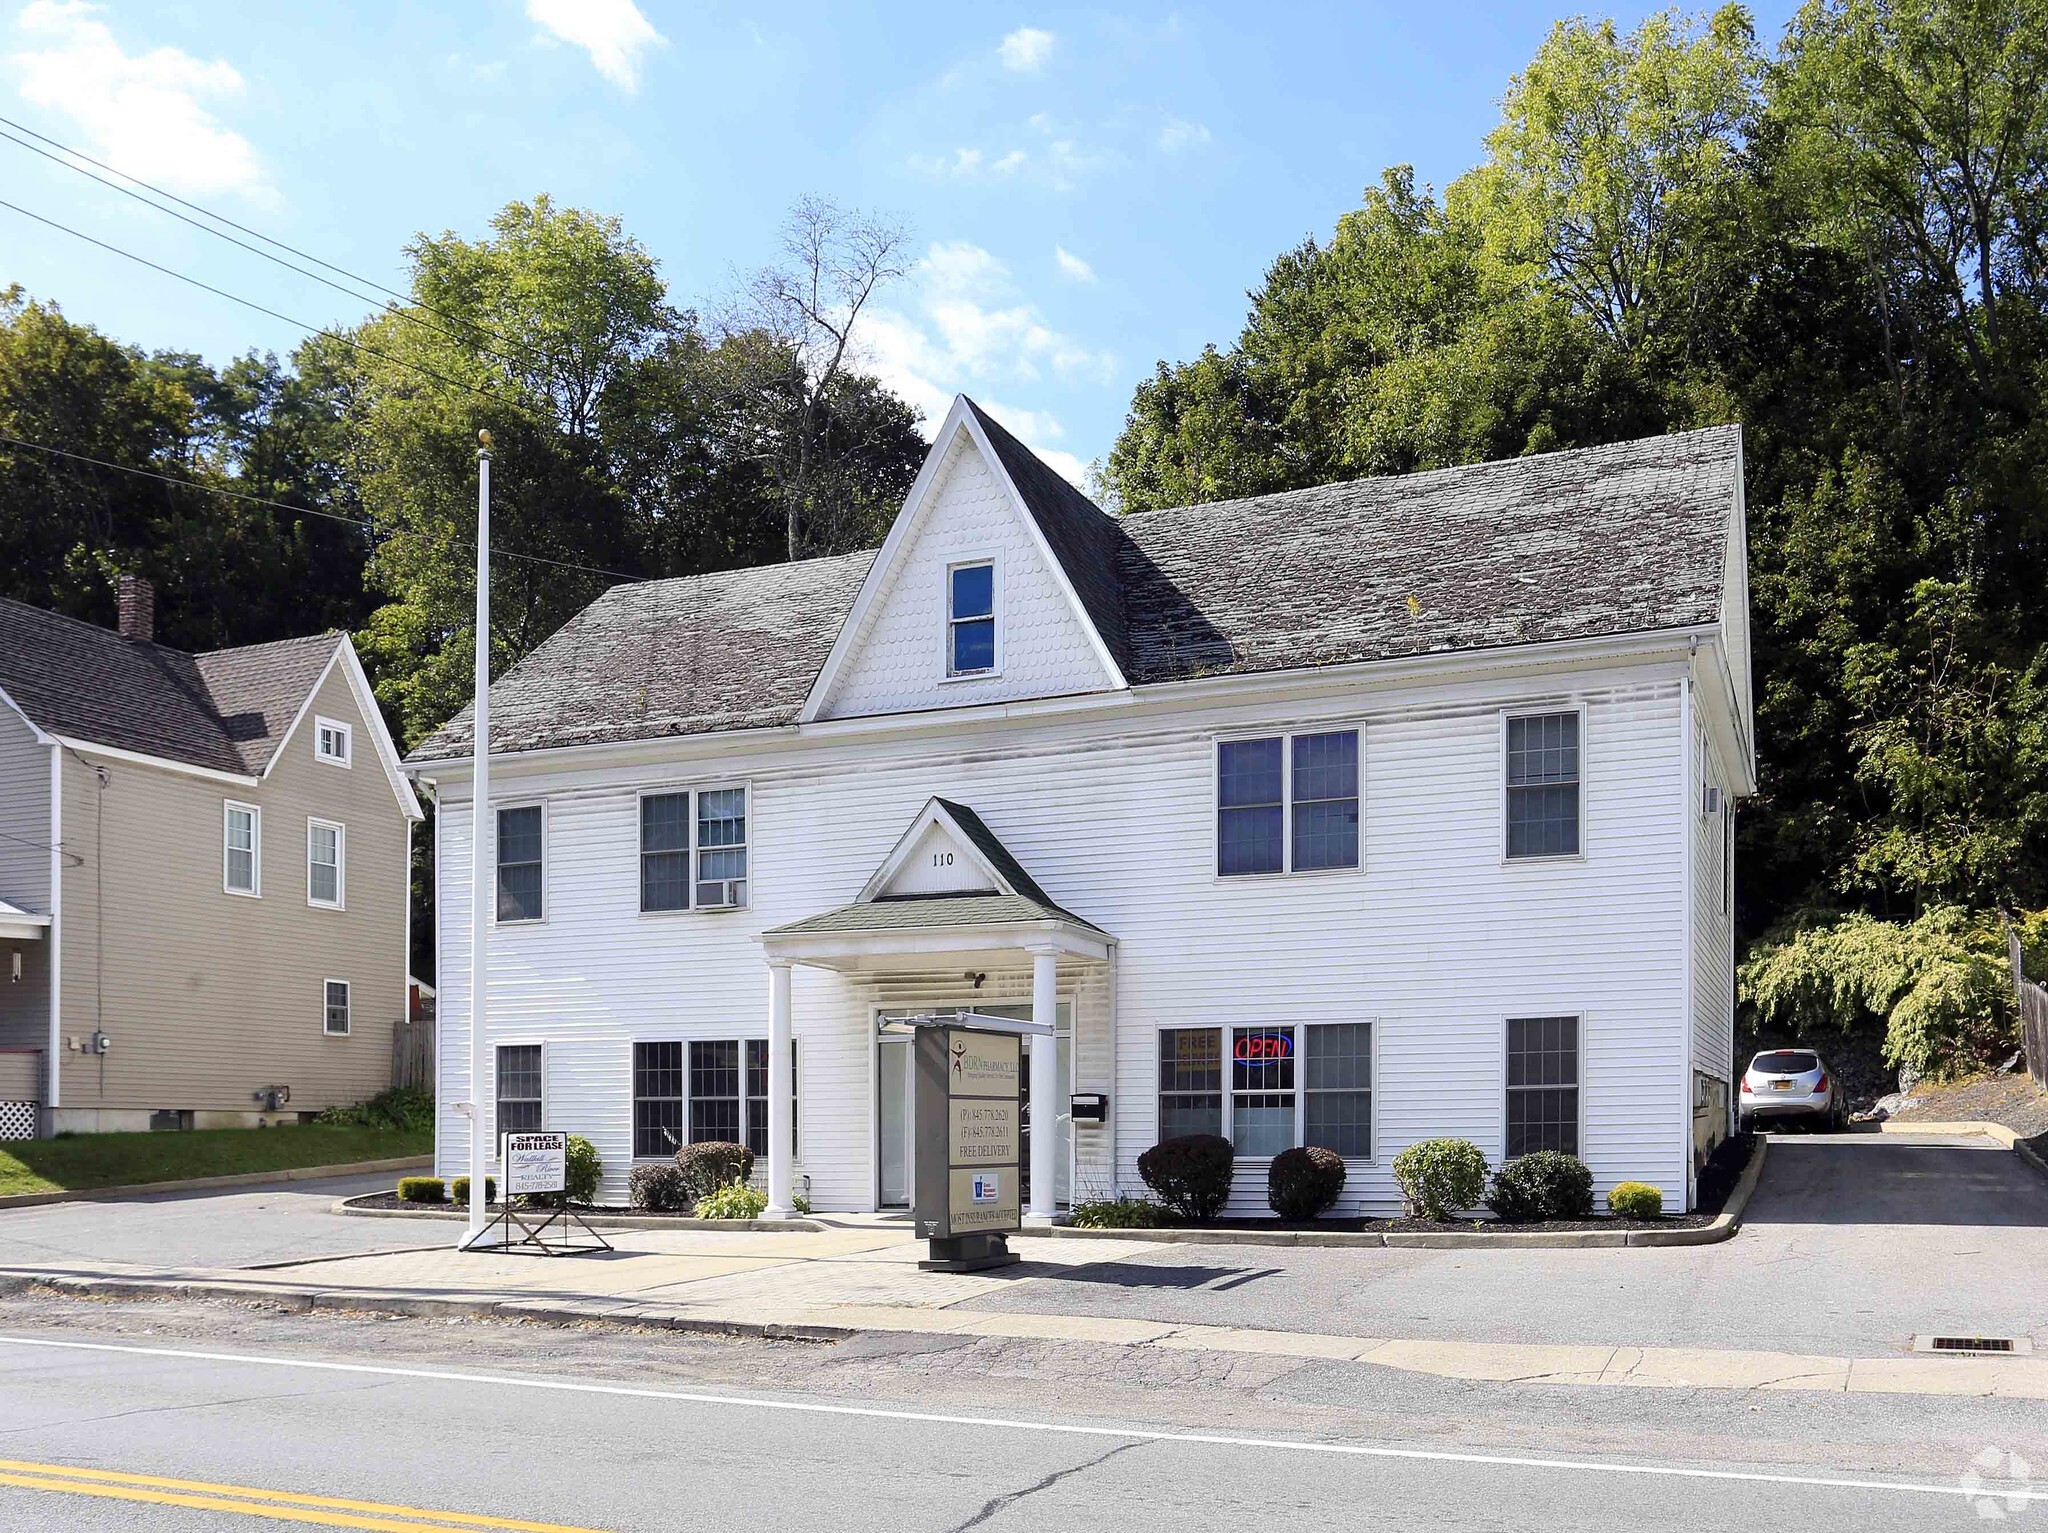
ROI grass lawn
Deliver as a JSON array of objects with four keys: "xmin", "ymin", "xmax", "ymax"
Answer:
[{"xmin": 0, "ymin": 1124, "xmax": 432, "ymax": 1198}]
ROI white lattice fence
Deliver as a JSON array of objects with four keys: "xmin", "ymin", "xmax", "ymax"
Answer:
[{"xmin": 0, "ymin": 1101, "xmax": 37, "ymax": 1141}]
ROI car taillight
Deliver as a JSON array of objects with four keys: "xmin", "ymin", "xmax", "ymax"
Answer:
[
  {"xmin": 1813, "ymin": 1073, "xmax": 1829, "ymax": 1092},
  {"xmin": 1740, "ymin": 1077, "xmax": 1752, "ymax": 1094}
]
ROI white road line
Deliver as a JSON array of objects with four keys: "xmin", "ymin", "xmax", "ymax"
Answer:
[{"xmin": 0, "ymin": 1334, "xmax": 2038, "ymax": 1507}]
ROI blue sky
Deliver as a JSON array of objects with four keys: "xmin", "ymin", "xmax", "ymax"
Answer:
[{"xmin": 1, "ymin": 0, "xmax": 1801, "ymax": 483}]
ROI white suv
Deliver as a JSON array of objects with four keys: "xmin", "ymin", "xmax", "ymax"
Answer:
[{"xmin": 1738, "ymin": 1048, "xmax": 1845, "ymax": 1132}]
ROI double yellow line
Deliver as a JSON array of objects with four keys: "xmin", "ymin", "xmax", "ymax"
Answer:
[{"xmin": 0, "ymin": 1458, "xmax": 616, "ymax": 1531}]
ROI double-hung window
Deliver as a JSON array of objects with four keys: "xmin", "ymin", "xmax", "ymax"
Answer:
[
  {"xmin": 948, "ymin": 560, "xmax": 996, "ymax": 675},
  {"xmin": 314, "ymin": 717, "xmax": 352, "ymax": 767},
  {"xmin": 640, "ymin": 792, "xmax": 690, "ymax": 912},
  {"xmin": 1505, "ymin": 711, "xmax": 1581, "ymax": 859},
  {"xmin": 1157, "ymin": 1024, "xmax": 1374, "ymax": 1160},
  {"xmin": 632, "ymin": 1041, "xmax": 685, "ymax": 1157},
  {"xmin": 307, "ymin": 819, "xmax": 344, "ymax": 908},
  {"xmin": 496, "ymin": 805, "xmax": 544, "ymax": 922},
  {"xmin": 745, "ymin": 1039, "xmax": 797, "ymax": 1159},
  {"xmin": 223, "ymin": 801, "xmax": 260, "ymax": 896},
  {"xmin": 1505, "ymin": 1015, "xmax": 1579, "ymax": 1156},
  {"xmin": 323, "ymin": 979, "xmax": 351, "ymax": 1036},
  {"xmin": 688, "ymin": 1040, "xmax": 742, "ymax": 1143},
  {"xmin": 695, "ymin": 788, "xmax": 747, "ymax": 909},
  {"xmin": 1217, "ymin": 730, "xmax": 1360, "ymax": 876},
  {"xmin": 496, "ymin": 1044, "xmax": 543, "ymax": 1137}
]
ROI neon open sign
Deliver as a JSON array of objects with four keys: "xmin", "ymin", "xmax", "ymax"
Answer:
[{"xmin": 1234, "ymin": 1032, "xmax": 1293, "ymax": 1062}]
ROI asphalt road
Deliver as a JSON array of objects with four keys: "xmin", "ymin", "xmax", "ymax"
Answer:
[
  {"xmin": 0, "ymin": 1174, "xmax": 433, "ymax": 1270},
  {"xmin": 0, "ymin": 1297, "xmax": 2041, "ymax": 1532},
  {"xmin": 969, "ymin": 1132, "xmax": 2048, "ymax": 1353}
]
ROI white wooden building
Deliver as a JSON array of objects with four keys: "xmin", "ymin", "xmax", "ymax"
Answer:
[{"xmin": 406, "ymin": 397, "xmax": 1754, "ymax": 1217}]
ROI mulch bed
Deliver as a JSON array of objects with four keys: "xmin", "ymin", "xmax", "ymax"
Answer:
[
  {"xmin": 1089, "ymin": 1212, "xmax": 1715, "ymax": 1234},
  {"xmin": 346, "ymin": 1193, "xmax": 722, "ymax": 1218}
]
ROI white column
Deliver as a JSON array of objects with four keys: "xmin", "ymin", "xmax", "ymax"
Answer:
[
  {"xmin": 763, "ymin": 961, "xmax": 795, "ymax": 1218},
  {"xmin": 1026, "ymin": 948, "xmax": 1059, "ymax": 1224}
]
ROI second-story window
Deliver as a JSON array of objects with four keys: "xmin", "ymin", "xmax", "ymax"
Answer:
[
  {"xmin": 307, "ymin": 818, "xmax": 345, "ymax": 908},
  {"xmin": 695, "ymin": 788, "xmax": 748, "ymax": 909},
  {"xmin": 1217, "ymin": 730, "xmax": 1360, "ymax": 877},
  {"xmin": 497, "ymin": 805, "xmax": 544, "ymax": 922},
  {"xmin": 1505, "ymin": 711, "xmax": 1582, "ymax": 859},
  {"xmin": 223, "ymin": 801, "xmax": 260, "ymax": 896},
  {"xmin": 640, "ymin": 792, "xmax": 690, "ymax": 912},
  {"xmin": 948, "ymin": 560, "xmax": 996, "ymax": 675}
]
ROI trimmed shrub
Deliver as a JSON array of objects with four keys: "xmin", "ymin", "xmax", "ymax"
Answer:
[
  {"xmin": 396, "ymin": 1176, "xmax": 446, "ymax": 1204},
  {"xmin": 1391, "ymin": 1138, "xmax": 1488, "ymax": 1220},
  {"xmin": 450, "ymin": 1175, "xmax": 496, "ymax": 1206},
  {"xmin": 1607, "ymin": 1181, "xmax": 1665, "ymax": 1218},
  {"xmin": 1267, "ymin": 1145, "xmax": 1347, "ymax": 1220},
  {"xmin": 676, "ymin": 1140, "xmax": 755, "ymax": 1202},
  {"xmin": 1137, "ymin": 1134, "xmax": 1235, "ymax": 1221},
  {"xmin": 1486, "ymin": 1151, "xmax": 1595, "ymax": 1222},
  {"xmin": 523, "ymin": 1134, "xmax": 602, "ymax": 1208},
  {"xmin": 695, "ymin": 1181, "xmax": 770, "ymax": 1220},
  {"xmin": 1070, "ymin": 1195, "xmax": 1170, "ymax": 1229},
  {"xmin": 628, "ymin": 1163, "xmax": 690, "ymax": 1212}
]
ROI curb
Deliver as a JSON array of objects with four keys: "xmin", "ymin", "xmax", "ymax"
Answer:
[
  {"xmin": 0, "ymin": 1156, "xmax": 433, "ymax": 1212},
  {"xmin": 1880, "ymin": 1118, "xmax": 2048, "ymax": 1185},
  {"xmin": 1043, "ymin": 1140, "xmax": 1768, "ymax": 1251},
  {"xmin": 332, "ymin": 1197, "xmax": 824, "ymax": 1233}
]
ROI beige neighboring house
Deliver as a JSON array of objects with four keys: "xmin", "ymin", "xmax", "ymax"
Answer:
[{"xmin": 0, "ymin": 577, "xmax": 422, "ymax": 1136}]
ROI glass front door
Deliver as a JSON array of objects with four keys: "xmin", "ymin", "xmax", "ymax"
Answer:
[{"xmin": 877, "ymin": 1034, "xmax": 913, "ymax": 1207}]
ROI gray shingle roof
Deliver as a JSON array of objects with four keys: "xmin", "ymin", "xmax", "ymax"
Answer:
[
  {"xmin": 763, "ymin": 892, "xmax": 1100, "ymax": 937},
  {"xmin": 407, "ymin": 421, "xmax": 1740, "ymax": 764},
  {"xmin": 0, "ymin": 597, "xmax": 343, "ymax": 775}
]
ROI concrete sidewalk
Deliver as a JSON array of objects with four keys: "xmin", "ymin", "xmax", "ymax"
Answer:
[{"xmin": 7, "ymin": 1212, "xmax": 2047, "ymax": 1403}]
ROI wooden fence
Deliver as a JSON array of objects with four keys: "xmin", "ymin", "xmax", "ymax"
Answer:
[
  {"xmin": 391, "ymin": 1018, "xmax": 434, "ymax": 1094},
  {"xmin": 2009, "ymin": 927, "xmax": 2048, "ymax": 1092}
]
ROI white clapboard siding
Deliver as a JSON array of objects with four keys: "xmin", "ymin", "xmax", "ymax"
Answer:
[
  {"xmin": 432, "ymin": 656, "xmax": 1701, "ymax": 1213},
  {"xmin": 1690, "ymin": 719, "xmax": 1738, "ymax": 1088}
]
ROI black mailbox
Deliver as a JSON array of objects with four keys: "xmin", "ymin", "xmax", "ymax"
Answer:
[{"xmin": 1069, "ymin": 1092, "xmax": 1108, "ymax": 1124}]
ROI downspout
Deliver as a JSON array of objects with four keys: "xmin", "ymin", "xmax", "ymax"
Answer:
[
  {"xmin": 1680, "ymin": 656, "xmax": 1697, "ymax": 1211},
  {"xmin": 45, "ymin": 742, "xmax": 60, "ymax": 1126}
]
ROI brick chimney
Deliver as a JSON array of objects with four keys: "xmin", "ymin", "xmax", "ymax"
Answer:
[{"xmin": 116, "ymin": 574, "xmax": 155, "ymax": 644}]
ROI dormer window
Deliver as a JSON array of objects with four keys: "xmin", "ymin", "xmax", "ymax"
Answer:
[{"xmin": 947, "ymin": 560, "xmax": 997, "ymax": 676}]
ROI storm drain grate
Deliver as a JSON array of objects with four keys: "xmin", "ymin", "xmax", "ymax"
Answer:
[{"xmin": 1913, "ymin": 1335, "xmax": 2033, "ymax": 1355}]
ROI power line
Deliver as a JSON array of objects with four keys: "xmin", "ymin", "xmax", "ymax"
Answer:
[
  {"xmin": 0, "ymin": 195, "xmax": 560, "ymax": 432},
  {"xmin": 0, "ymin": 431, "xmax": 643, "ymax": 584},
  {"xmin": 0, "ymin": 111, "xmax": 550, "ymax": 377}
]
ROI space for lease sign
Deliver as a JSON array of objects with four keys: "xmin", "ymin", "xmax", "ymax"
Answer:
[{"xmin": 503, "ymin": 1131, "xmax": 566, "ymax": 1196}]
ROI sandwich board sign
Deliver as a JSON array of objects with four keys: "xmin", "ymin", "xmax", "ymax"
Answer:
[{"xmin": 911, "ymin": 1016, "xmax": 1029, "ymax": 1271}]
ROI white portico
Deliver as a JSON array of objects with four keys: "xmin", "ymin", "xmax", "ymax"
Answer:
[{"xmin": 757, "ymin": 797, "xmax": 1113, "ymax": 1221}]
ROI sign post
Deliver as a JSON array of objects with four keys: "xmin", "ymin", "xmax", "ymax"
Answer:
[{"xmin": 909, "ymin": 1014, "xmax": 1035, "ymax": 1272}]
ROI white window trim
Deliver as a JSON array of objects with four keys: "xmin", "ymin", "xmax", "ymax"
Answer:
[
  {"xmin": 1212, "ymin": 725, "xmax": 1365, "ymax": 881},
  {"xmin": 322, "ymin": 978, "xmax": 351, "ymax": 1036},
  {"xmin": 306, "ymin": 817, "xmax": 346, "ymax": 910},
  {"xmin": 493, "ymin": 1039, "xmax": 548, "ymax": 1154},
  {"xmin": 493, "ymin": 800, "xmax": 547, "ymax": 925},
  {"xmin": 691, "ymin": 781, "xmax": 751, "ymax": 912},
  {"xmin": 941, "ymin": 553, "xmax": 1003, "ymax": 681},
  {"xmin": 223, "ymin": 800, "xmax": 261, "ymax": 898},
  {"xmin": 629, "ymin": 1033, "xmax": 781, "ymax": 1164},
  {"xmin": 313, "ymin": 715, "xmax": 353, "ymax": 768},
  {"xmin": 1156, "ymin": 1022, "xmax": 1379, "ymax": 1166},
  {"xmin": 1499, "ymin": 1010, "xmax": 1587, "ymax": 1162},
  {"xmin": 1499, "ymin": 702, "xmax": 1589, "ymax": 866},
  {"xmin": 635, "ymin": 786, "xmax": 695, "ymax": 917}
]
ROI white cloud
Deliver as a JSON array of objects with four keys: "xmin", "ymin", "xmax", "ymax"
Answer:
[
  {"xmin": 909, "ymin": 144, "xmax": 1030, "ymax": 181},
  {"xmin": 526, "ymin": 0, "xmax": 663, "ymax": 91},
  {"xmin": 863, "ymin": 241, "xmax": 1111, "ymax": 487},
  {"xmin": 997, "ymin": 26, "xmax": 1053, "ymax": 72},
  {"xmin": 7, "ymin": 1, "xmax": 265, "ymax": 197},
  {"xmin": 1053, "ymin": 245, "xmax": 1095, "ymax": 283},
  {"xmin": 1157, "ymin": 116, "xmax": 1211, "ymax": 152}
]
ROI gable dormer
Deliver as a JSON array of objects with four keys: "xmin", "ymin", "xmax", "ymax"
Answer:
[{"xmin": 802, "ymin": 398, "xmax": 1128, "ymax": 722}]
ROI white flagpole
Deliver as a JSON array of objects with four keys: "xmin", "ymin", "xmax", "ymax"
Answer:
[{"xmin": 463, "ymin": 430, "xmax": 493, "ymax": 1248}]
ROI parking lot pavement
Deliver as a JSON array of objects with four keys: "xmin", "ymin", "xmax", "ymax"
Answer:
[
  {"xmin": 964, "ymin": 1131, "xmax": 2048, "ymax": 1355},
  {"xmin": 0, "ymin": 1174, "xmax": 436, "ymax": 1270}
]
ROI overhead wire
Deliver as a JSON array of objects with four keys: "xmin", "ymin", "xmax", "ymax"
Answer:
[{"xmin": 0, "ymin": 431, "xmax": 643, "ymax": 584}]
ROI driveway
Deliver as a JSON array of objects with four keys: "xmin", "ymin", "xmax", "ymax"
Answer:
[
  {"xmin": 964, "ymin": 1130, "xmax": 2048, "ymax": 1354},
  {"xmin": 0, "ymin": 1173, "xmax": 439, "ymax": 1270}
]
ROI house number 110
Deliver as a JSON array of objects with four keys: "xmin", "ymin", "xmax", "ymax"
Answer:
[{"xmin": 933, "ymin": 852, "xmax": 953, "ymax": 866}]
